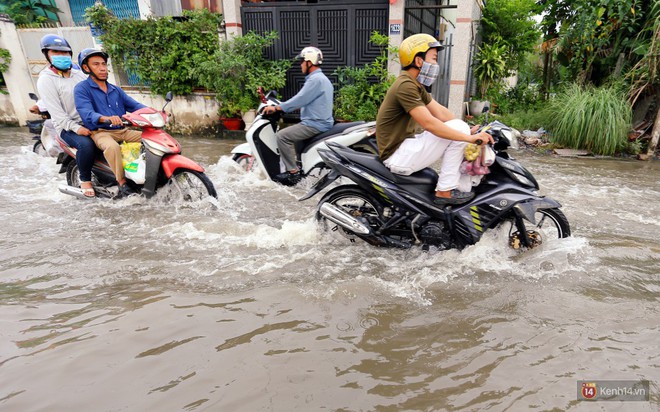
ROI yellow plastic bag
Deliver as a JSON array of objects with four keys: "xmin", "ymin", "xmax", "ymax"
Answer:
[{"xmin": 121, "ymin": 142, "xmax": 141, "ymax": 168}]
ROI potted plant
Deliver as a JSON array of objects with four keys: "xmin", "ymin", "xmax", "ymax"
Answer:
[
  {"xmin": 470, "ymin": 42, "xmax": 508, "ymax": 116},
  {"xmin": 196, "ymin": 31, "xmax": 290, "ymax": 130}
]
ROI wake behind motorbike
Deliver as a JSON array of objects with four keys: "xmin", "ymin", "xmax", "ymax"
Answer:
[
  {"xmin": 57, "ymin": 92, "xmax": 217, "ymax": 201},
  {"xmin": 231, "ymin": 88, "xmax": 377, "ymax": 181},
  {"xmin": 301, "ymin": 121, "xmax": 571, "ymax": 251}
]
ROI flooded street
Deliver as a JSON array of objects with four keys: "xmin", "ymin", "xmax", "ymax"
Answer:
[{"xmin": 0, "ymin": 126, "xmax": 658, "ymax": 411}]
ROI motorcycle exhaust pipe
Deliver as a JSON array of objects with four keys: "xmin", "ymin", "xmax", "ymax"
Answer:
[
  {"xmin": 319, "ymin": 203, "xmax": 372, "ymax": 235},
  {"xmin": 58, "ymin": 184, "xmax": 93, "ymax": 200}
]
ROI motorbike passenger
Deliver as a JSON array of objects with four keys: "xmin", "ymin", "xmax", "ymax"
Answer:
[
  {"xmin": 74, "ymin": 48, "xmax": 145, "ymax": 197},
  {"xmin": 36, "ymin": 34, "xmax": 96, "ymax": 197},
  {"xmin": 261, "ymin": 46, "xmax": 334, "ymax": 186},
  {"xmin": 376, "ymin": 33, "xmax": 494, "ymax": 205}
]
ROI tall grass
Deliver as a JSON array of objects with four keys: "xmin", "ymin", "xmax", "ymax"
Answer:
[{"xmin": 545, "ymin": 84, "xmax": 632, "ymax": 155}]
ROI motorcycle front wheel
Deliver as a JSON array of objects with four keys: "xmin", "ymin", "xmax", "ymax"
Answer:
[
  {"xmin": 163, "ymin": 169, "xmax": 217, "ymax": 201},
  {"xmin": 507, "ymin": 207, "xmax": 571, "ymax": 249},
  {"xmin": 316, "ymin": 185, "xmax": 384, "ymax": 243}
]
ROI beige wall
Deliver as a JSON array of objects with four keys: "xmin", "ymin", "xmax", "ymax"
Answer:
[
  {"xmin": 125, "ymin": 91, "xmax": 221, "ymax": 135},
  {"xmin": 0, "ymin": 16, "xmax": 37, "ymax": 127},
  {"xmin": 0, "ymin": 91, "xmax": 17, "ymax": 125}
]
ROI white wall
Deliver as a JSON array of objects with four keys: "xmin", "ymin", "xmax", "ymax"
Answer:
[
  {"xmin": 0, "ymin": 16, "xmax": 37, "ymax": 127},
  {"xmin": 0, "ymin": 91, "xmax": 17, "ymax": 125}
]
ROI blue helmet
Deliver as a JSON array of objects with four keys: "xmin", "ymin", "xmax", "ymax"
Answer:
[
  {"xmin": 78, "ymin": 48, "xmax": 109, "ymax": 74},
  {"xmin": 40, "ymin": 34, "xmax": 72, "ymax": 59}
]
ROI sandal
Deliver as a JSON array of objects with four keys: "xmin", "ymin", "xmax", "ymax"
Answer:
[{"xmin": 80, "ymin": 181, "xmax": 95, "ymax": 198}]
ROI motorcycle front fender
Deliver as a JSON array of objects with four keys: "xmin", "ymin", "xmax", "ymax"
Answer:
[
  {"xmin": 513, "ymin": 197, "xmax": 562, "ymax": 225},
  {"xmin": 161, "ymin": 154, "xmax": 205, "ymax": 178},
  {"xmin": 231, "ymin": 142, "xmax": 252, "ymax": 155},
  {"xmin": 298, "ymin": 169, "xmax": 340, "ymax": 201}
]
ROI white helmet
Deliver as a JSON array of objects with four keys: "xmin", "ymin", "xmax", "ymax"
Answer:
[{"xmin": 296, "ymin": 46, "xmax": 323, "ymax": 65}]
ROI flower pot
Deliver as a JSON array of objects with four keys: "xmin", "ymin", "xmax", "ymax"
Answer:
[
  {"xmin": 221, "ymin": 117, "xmax": 244, "ymax": 131},
  {"xmin": 242, "ymin": 109, "xmax": 257, "ymax": 130}
]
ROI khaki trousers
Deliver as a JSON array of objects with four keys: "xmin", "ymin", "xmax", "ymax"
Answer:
[{"xmin": 90, "ymin": 128, "xmax": 142, "ymax": 183}]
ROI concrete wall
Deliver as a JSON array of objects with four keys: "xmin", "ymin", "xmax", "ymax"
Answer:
[
  {"xmin": 0, "ymin": 91, "xmax": 17, "ymax": 125},
  {"xmin": 125, "ymin": 91, "xmax": 220, "ymax": 135},
  {"xmin": 0, "ymin": 15, "xmax": 37, "ymax": 127}
]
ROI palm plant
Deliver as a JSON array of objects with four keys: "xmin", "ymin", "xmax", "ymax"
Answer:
[
  {"xmin": 472, "ymin": 41, "xmax": 508, "ymax": 99},
  {"xmin": 1, "ymin": 0, "xmax": 61, "ymax": 25}
]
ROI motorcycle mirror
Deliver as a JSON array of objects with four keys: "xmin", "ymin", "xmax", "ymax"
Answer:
[
  {"xmin": 161, "ymin": 91, "xmax": 173, "ymax": 112},
  {"xmin": 29, "ymin": 93, "xmax": 38, "ymax": 102}
]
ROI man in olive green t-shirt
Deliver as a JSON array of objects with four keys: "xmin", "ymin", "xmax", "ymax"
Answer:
[{"xmin": 376, "ymin": 33, "xmax": 493, "ymax": 206}]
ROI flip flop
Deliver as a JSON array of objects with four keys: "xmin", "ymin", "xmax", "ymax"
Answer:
[{"xmin": 80, "ymin": 182, "xmax": 95, "ymax": 198}]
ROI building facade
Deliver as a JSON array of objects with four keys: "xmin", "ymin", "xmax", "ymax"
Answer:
[{"xmin": 0, "ymin": 0, "xmax": 482, "ymax": 129}]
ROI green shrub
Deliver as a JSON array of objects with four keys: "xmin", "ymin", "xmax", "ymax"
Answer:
[
  {"xmin": 85, "ymin": 7, "xmax": 223, "ymax": 96},
  {"xmin": 195, "ymin": 31, "xmax": 291, "ymax": 117},
  {"xmin": 544, "ymin": 84, "xmax": 631, "ymax": 155},
  {"xmin": 497, "ymin": 106, "xmax": 547, "ymax": 131}
]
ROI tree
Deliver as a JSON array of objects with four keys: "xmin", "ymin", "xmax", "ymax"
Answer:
[
  {"xmin": 480, "ymin": 0, "xmax": 541, "ymax": 72},
  {"xmin": 539, "ymin": 0, "xmax": 654, "ymax": 86}
]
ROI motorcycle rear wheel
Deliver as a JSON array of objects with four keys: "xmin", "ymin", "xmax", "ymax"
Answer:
[
  {"xmin": 164, "ymin": 169, "xmax": 217, "ymax": 201},
  {"xmin": 316, "ymin": 186, "xmax": 384, "ymax": 243},
  {"xmin": 507, "ymin": 207, "xmax": 571, "ymax": 249},
  {"xmin": 232, "ymin": 153, "xmax": 257, "ymax": 172}
]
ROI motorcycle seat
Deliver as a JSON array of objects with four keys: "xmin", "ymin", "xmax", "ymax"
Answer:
[
  {"xmin": 391, "ymin": 168, "xmax": 439, "ymax": 186},
  {"xmin": 301, "ymin": 121, "xmax": 366, "ymax": 152}
]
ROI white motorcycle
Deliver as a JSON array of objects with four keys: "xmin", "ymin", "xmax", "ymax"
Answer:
[{"xmin": 231, "ymin": 88, "xmax": 377, "ymax": 181}]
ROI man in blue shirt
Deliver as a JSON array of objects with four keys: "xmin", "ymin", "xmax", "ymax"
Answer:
[
  {"xmin": 74, "ymin": 48, "xmax": 145, "ymax": 197},
  {"xmin": 262, "ymin": 47, "xmax": 334, "ymax": 186}
]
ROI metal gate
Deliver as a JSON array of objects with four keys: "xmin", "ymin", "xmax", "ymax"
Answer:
[
  {"xmin": 16, "ymin": 26, "xmax": 95, "ymax": 92},
  {"xmin": 241, "ymin": 0, "xmax": 389, "ymax": 101}
]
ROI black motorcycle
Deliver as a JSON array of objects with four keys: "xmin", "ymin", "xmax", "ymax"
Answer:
[{"xmin": 300, "ymin": 121, "xmax": 571, "ymax": 250}]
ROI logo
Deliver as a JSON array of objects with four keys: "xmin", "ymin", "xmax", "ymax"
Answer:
[
  {"xmin": 499, "ymin": 199, "xmax": 508, "ymax": 207},
  {"xmin": 581, "ymin": 382, "xmax": 597, "ymax": 400}
]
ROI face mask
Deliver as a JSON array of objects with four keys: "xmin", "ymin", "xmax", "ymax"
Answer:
[
  {"xmin": 416, "ymin": 61, "xmax": 440, "ymax": 87},
  {"xmin": 51, "ymin": 55, "xmax": 72, "ymax": 70}
]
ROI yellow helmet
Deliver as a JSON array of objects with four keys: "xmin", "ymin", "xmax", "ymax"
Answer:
[{"xmin": 399, "ymin": 33, "xmax": 443, "ymax": 68}]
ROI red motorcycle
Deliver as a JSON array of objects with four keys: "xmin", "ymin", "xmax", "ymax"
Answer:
[{"xmin": 56, "ymin": 92, "xmax": 217, "ymax": 200}]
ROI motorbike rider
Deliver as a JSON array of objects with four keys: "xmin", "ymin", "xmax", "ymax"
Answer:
[
  {"xmin": 376, "ymin": 33, "xmax": 494, "ymax": 205},
  {"xmin": 74, "ymin": 48, "xmax": 145, "ymax": 197},
  {"xmin": 36, "ymin": 34, "xmax": 96, "ymax": 197},
  {"xmin": 262, "ymin": 46, "xmax": 334, "ymax": 186}
]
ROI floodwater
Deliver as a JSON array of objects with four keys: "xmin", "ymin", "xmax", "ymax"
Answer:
[{"xmin": 0, "ymin": 126, "xmax": 658, "ymax": 411}]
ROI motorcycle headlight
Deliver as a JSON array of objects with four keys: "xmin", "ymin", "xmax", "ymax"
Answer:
[{"xmin": 141, "ymin": 113, "xmax": 166, "ymax": 128}]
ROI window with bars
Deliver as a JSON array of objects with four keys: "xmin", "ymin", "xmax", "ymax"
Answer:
[{"xmin": 68, "ymin": 0, "xmax": 140, "ymax": 25}]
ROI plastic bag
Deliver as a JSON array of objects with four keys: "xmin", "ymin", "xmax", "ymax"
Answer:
[
  {"xmin": 41, "ymin": 120, "xmax": 62, "ymax": 156},
  {"xmin": 121, "ymin": 142, "xmax": 145, "ymax": 184},
  {"xmin": 121, "ymin": 142, "xmax": 141, "ymax": 166},
  {"xmin": 482, "ymin": 145, "xmax": 496, "ymax": 166},
  {"xmin": 124, "ymin": 152, "xmax": 146, "ymax": 184}
]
